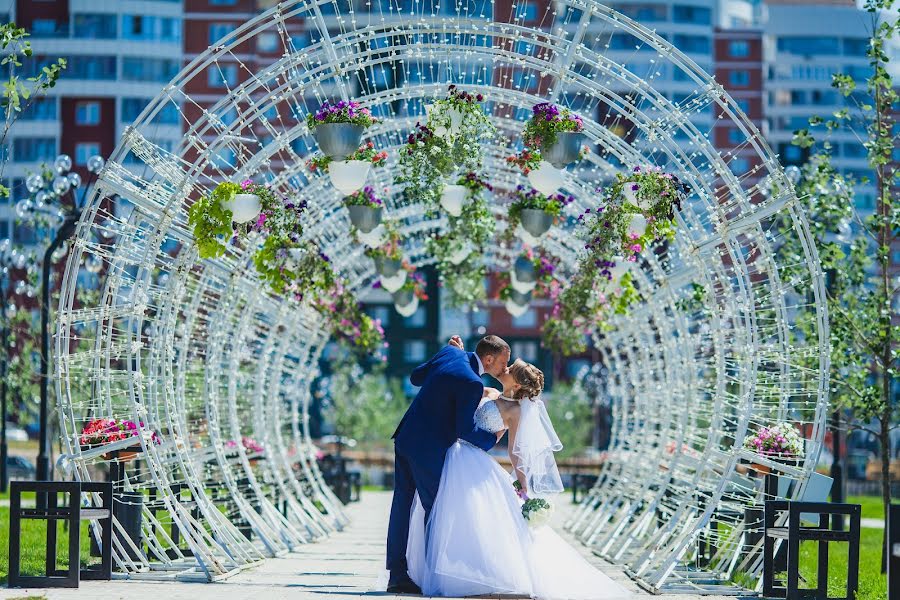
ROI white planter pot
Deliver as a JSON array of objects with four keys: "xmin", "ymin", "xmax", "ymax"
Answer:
[
  {"xmin": 222, "ymin": 193, "xmax": 261, "ymax": 224},
  {"xmin": 395, "ymin": 295, "xmax": 419, "ymax": 317},
  {"xmin": 510, "ymin": 270, "xmax": 537, "ymax": 294},
  {"xmin": 627, "ymin": 214, "xmax": 648, "ymax": 238},
  {"xmin": 329, "ymin": 160, "xmax": 371, "ymax": 195},
  {"xmin": 505, "ymin": 299, "xmax": 530, "ymax": 318},
  {"xmin": 448, "ymin": 243, "xmax": 471, "ymax": 265},
  {"xmin": 356, "ymin": 226, "xmax": 385, "ymax": 248},
  {"xmin": 440, "ymin": 184, "xmax": 468, "ymax": 217},
  {"xmin": 380, "ymin": 270, "xmax": 407, "ymax": 293},
  {"xmin": 527, "ymin": 161, "xmax": 565, "ymax": 196},
  {"xmin": 621, "ymin": 183, "xmax": 639, "ymax": 206}
]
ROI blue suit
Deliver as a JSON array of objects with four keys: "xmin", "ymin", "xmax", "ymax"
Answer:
[{"xmin": 386, "ymin": 345, "xmax": 496, "ymax": 584}]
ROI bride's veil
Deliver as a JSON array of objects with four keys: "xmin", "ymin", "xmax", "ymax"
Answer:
[{"xmin": 511, "ymin": 397, "xmax": 564, "ymax": 495}]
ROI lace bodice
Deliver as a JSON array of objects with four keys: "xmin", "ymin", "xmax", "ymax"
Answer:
[{"xmin": 474, "ymin": 400, "xmax": 505, "ymax": 433}]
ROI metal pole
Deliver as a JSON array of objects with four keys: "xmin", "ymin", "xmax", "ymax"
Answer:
[
  {"xmin": 1, "ymin": 322, "xmax": 7, "ymax": 493},
  {"xmin": 36, "ymin": 214, "xmax": 78, "ymax": 486},
  {"xmin": 830, "ymin": 408, "xmax": 845, "ymax": 530}
]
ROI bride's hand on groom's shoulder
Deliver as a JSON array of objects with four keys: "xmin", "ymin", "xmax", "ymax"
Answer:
[
  {"xmin": 447, "ymin": 335, "xmax": 464, "ymax": 350},
  {"xmin": 483, "ymin": 387, "xmax": 501, "ymax": 399}
]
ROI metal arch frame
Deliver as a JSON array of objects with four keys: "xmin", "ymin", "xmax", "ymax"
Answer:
[{"xmin": 51, "ymin": 0, "xmax": 829, "ymax": 593}]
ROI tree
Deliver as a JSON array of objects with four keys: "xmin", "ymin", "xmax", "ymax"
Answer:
[
  {"xmin": 320, "ymin": 364, "xmax": 409, "ymax": 450},
  {"xmin": 542, "ymin": 380, "xmax": 595, "ymax": 459},
  {"xmin": 0, "ymin": 23, "xmax": 66, "ymax": 198},
  {"xmin": 791, "ymin": 0, "xmax": 898, "ymax": 570}
]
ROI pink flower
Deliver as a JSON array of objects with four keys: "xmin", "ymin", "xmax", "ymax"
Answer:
[
  {"xmin": 630, "ymin": 243, "xmax": 642, "ymax": 253},
  {"xmin": 240, "ymin": 179, "xmax": 253, "ymax": 190}
]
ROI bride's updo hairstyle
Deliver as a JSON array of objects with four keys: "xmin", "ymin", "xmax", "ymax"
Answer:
[{"xmin": 509, "ymin": 359, "xmax": 544, "ymax": 400}]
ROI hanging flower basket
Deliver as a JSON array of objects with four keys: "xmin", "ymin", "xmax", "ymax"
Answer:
[
  {"xmin": 504, "ymin": 288, "xmax": 532, "ymax": 317},
  {"xmin": 314, "ymin": 123, "xmax": 365, "ymax": 161},
  {"xmin": 540, "ymin": 131, "xmax": 586, "ymax": 169},
  {"xmin": 344, "ymin": 186, "xmax": 384, "ymax": 234},
  {"xmin": 380, "ymin": 270, "xmax": 407, "ymax": 292},
  {"xmin": 329, "ymin": 160, "xmax": 371, "ymax": 195},
  {"xmin": 511, "ymin": 256, "xmax": 538, "ymax": 293},
  {"xmin": 395, "ymin": 295, "xmax": 419, "ymax": 317},
  {"xmin": 448, "ymin": 242, "xmax": 472, "ymax": 265},
  {"xmin": 440, "ymin": 184, "xmax": 468, "ymax": 217},
  {"xmin": 221, "ymin": 192, "xmax": 261, "ymax": 224},
  {"xmin": 520, "ymin": 209, "xmax": 555, "ymax": 237},
  {"xmin": 627, "ymin": 213, "xmax": 648, "ymax": 238},
  {"xmin": 307, "ymin": 100, "xmax": 377, "ymax": 160},
  {"xmin": 527, "ymin": 161, "xmax": 565, "ymax": 195},
  {"xmin": 374, "ymin": 255, "xmax": 403, "ymax": 278},
  {"xmin": 607, "ymin": 256, "xmax": 631, "ymax": 285}
]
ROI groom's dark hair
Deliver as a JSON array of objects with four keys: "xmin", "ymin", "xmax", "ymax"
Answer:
[{"xmin": 475, "ymin": 335, "xmax": 509, "ymax": 358}]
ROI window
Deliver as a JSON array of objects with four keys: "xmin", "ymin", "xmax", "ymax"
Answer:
[
  {"xmin": 75, "ymin": 101, "xmax": 101, "ymax": 126},
  {"xmin": 0, "ymin": 221, "xmax": 8, "ymax": 239},
  {"xmin": 672, "ymin": 5, "xmax": 711, "ymax": 24},
  {"xmin": 728, "ymin": 40, "xmax": 749, "ymax": 58},
  {"xmin": 210, "ymin": 0, "xmax": 238, "ymax": 4},
  {"xmin": 728, "ymin": 128, "xmax": 745, "ymax": 144},
  {"xmin": 841, "ymin": 143, "xmax": 866, "ymax": 159},
  {"xmin": 517, "ymin": 2, "xmax": 539, "ymax": 21},
  {"xmin": 673, "ymin": 34, "xmax": 710, "ymax": 55},
  {"xmin": 728, "ymin": 70, "xmax": 749, "ymax": 87},
  {"xmin": 31, "ymin": 19, "xmax": 64, "ymax": 38},
  {"xmin": 403, "ymin": 340, "xmax": 427, "ymax": 363},
  {"xmin": 123, "ymin": 15, "xmax": 148, "ymax": 38},
  {"xmin": 75, "ymin": 142, "xmax": 101, "ymax": 166},
  {"xmin": 13, "ymin": 224, "xmax": 37, "ymax": 245},
  {"xmin": 209, "ymin": 23, "xmax": 236, "ymax": 45},
  {"xmin": 368, "ymin": 305, "xmax": 390, "ymax": 328},
  {"xmin": 121, "ymin": 98, "xmax": 179, "ymax": 124},
  {"xmin": 735, "ymin": 99, "xmax": 750, "ymax": 113},
  {"xmin": 122, "ymin": 58, "xmax": 179, "ymax": 83},
  {"xmin": 207, "ymin": 64, "xmax": 238, "ymax": 88},
  {"xmin": 20, "ymin": 98, "xmax": 56, "ymax": 121},
  {"xmin": 613, "ymin": 3, "xmax": 666, "ymax": 22},
  {"xmin": 843, "ymin": 38, "xmax": 868, "ymax": 56},
  {"xmin": 68, "ymin": 56, "xmax": 117, "ymax": 80},
  {"xmin": 512, "ymin": 308, "xmax": 537, "ymax": 328},
  {"xmin": 159, "ymin": 18, "xmax": 181, "ymax": 42},
  {"xmin": 729, "ymin": 157, "xmax": 750, "ymax": 175},
  {"xmin": 73, "ymin": 14, "xmax": 116, "ymax": 39},
  {"xmin": 782, "ymin": 144, "xmax": 804, "ymax": 163},
  {"xmin": 257, "ymin": 32, "xmax": 279, "ymax": 52},
  {"xmin": 13, "ymin": 137, "xmax": 55, "ymax": 162},
  {"xmin": 777, "ymin": 36, "xmax": 840, "ymax": 56},
  {"xmin": 403, "ymin": 306, "xmax": 426, "ymax": 327},
  {"xmin": 511, "ymin": 340, "xmax": 538, "ymax": 362}
]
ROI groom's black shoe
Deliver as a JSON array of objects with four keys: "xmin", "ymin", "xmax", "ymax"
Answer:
[{"xmin": 386, "ymin": 580, "xmax": 422, "ymax": 595}]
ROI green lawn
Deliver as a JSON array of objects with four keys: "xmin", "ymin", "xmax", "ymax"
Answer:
[{"xmin": 0, "ymin": 505, "xmax": 96, "ymax": 586}]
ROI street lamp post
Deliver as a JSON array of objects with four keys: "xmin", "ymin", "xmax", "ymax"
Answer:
[
  {"xmin": 0, "ymin": 241, "xmax": 34, "ymax": 493},
  {"xmin": 18, "ymin": 154, "xmax": 105, "ymax": 485}
]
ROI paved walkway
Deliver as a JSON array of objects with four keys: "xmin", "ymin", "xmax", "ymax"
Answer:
[{"xmin": 3, "ymin": 492, "xmax": 725, "ymax": 600}]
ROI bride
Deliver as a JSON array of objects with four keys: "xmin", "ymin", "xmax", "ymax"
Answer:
[{"xmin": 405, "ymin": 357, "xmax": 632, "ymax": 600}]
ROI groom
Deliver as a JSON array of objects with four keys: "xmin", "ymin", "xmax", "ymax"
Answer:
[{"xmin": 385, "ymin": 334, "xmax": 511, "ymax": 594}]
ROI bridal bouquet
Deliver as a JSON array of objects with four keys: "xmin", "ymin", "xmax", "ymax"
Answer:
[
  {"xmin": 514, "ymin": 480, "xmax": 553, "ymax": 528},
  {"xmin": 522, "ymin": 498, "xmax": 553, "ymax": 528}
]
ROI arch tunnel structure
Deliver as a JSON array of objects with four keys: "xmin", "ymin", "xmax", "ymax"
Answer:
[{"xmin": 53, "ymin": 0, "xmax": 829, "ymax": 593}]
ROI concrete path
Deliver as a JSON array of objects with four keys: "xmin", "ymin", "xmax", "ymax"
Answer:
[{"xmin": 2, "ymin": 492, "xmax": 727, "ymax": 600}]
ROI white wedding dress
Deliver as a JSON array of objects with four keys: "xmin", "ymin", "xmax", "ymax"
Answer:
[{"xmin": 405, "ymin": 399, "xmax": 632, "ymax": 600}]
